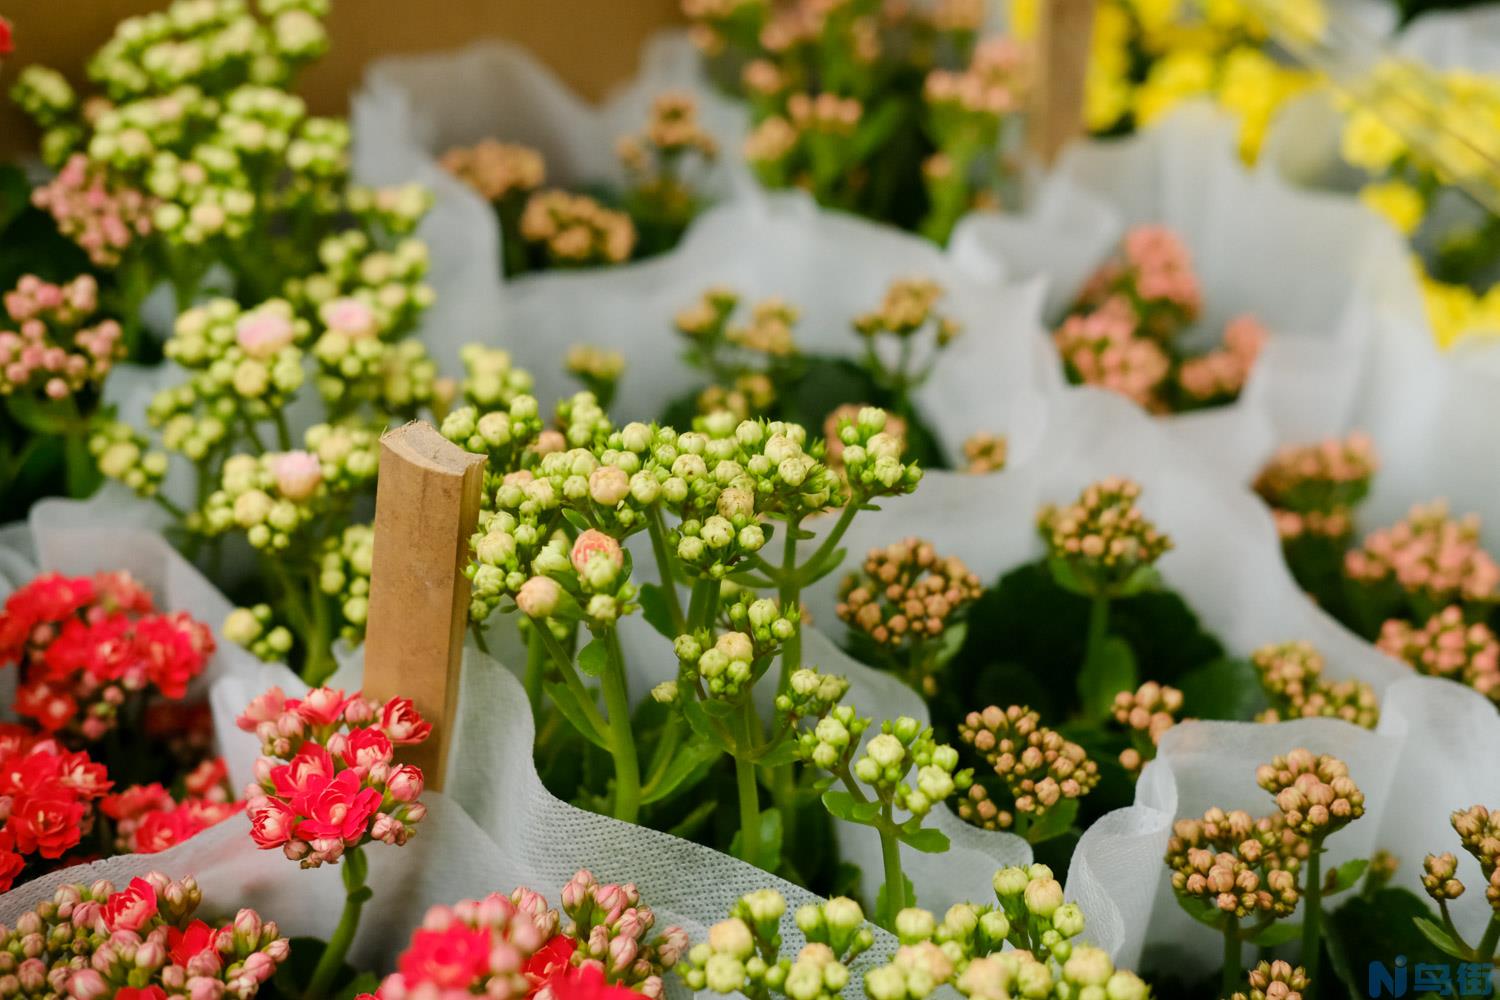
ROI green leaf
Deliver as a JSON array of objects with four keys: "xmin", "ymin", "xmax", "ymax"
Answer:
[
  {"xmin": 1325, "ymin": 887, "xmax": 1451, "ymax": 996},
  {"xmin": 1326, "ymin": 857, "xmax": 1370, "ymax": 895},
  {"xmin": 900, "ymin": 827, "xmax": 950, "ymax": 854},
  {"xmin": 641, "ymin": 742, "xmax": 718, "ymax": 805},
  {"xmin": 1045, "ymin": 556, "xmax": 1092, "ymax": 597},
  {"xmin": 932, "ymin": 621, "xmax": 968, "ymax": 670},
  {"xmin": 679, "ymin": 697, "xmax": 727, "ymax": 745},
  {"xmin": 801, "ymin": 547, "xmax": 848, "ymax": 587},
  {"xmin": 821, "ymin": 789, "xmax": 880, "ymax": 824},
  {"xmin": 1116, "ymin": 563, "xmax": 1162, "ymax": 598},
  {"xmin": 544, "ymin": 681, "xmax": 610, "ymax": 751},
  {"xmin": 576, "ymin": 638, "xmax": 609, "ymax": 677},
  {"xmin": 638, "ymin": 584, "xmax": 679, "ymax": 640},
  {"xmin": 1021, "ymin": 798, "xmax": 1080, "ymax": 845},
  {"xmin": 731, "ymin": 807, "xmax": 784, "ymax": 871},
  {"xmin": 751, "ymin": 737, "xmax": 802, "ymax": 768},
  {"xmin": 849, "ymin": 98, "xmax": 913, "ymax": 166},
  {"xmin": 1412, "ymin": 916, "xmax": 1470, "ymax": 959},
  {"xmin": 1077, "ymin": 637, "xmax": 1136, "ymax": 721},
  {"xmin": 1176, "ymin": 657, "xmax": 1266, "ymax": 722},
  {"xmin": 1174, "ymin": 894, "xmax": 1227, "ymax": 931},
  {"xmin": 874, "ymin": 871, "xmax": 917, "ymax": 929},
  {"xmin": 1250, "ymin": 920, "xmax": 1301, "ymax": 946},
  {"xmin": 561, "ymin": 508, "xmax": 593, "ymax": 533}
]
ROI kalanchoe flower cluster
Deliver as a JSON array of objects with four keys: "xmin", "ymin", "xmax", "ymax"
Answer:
[
  {"xmin": 551, "ymin": 869, "xmax": 689, "ymax": 998},
  {"xmin": 441, "ymin": 139, "xmax": 547, "ymax": 203},
  {"xmin": 26, "ymin": 154, "xmax": 155, "ymax": 267},
  {"xmin": 836, "ymin": 538, "xmax": 982, "ymax": 695},
  {"xmin": 1, "ymin": 273, "xmax": 125, "ymax": 405},
  {"xmin": 1229, "ymin": 960, "xmax": 1309, "ymax": 1000},
  {"xmin": 0, "ymin": 571, "xmax": 213, "ymax": 740},
  {"xmin": 960, "ymin": 432, "xmax": 1007, "ymax": 475},
  {"xmin": 0, "ymin": 872, "xmax": 290, "ymax": 1000},
  {"xmin": 1344, "ymin": 501, "xmax": 1500, "ymax": 625},
  {"xmin": 100, "ymin": 758, "xmax": 241, "ymax": 855},
  {"xmin": 566, "ymin": 345, "xmax": 627, "ymax": 408},
  {"xmin": 682, "ymin": 866, "xmax": 1149, "ymax": 1000},
  {"xmin": 1256, "ymin": 749, "xmax": 1366, "ymax": 840},
  {"xmin": 1165, "ymin": 807, "xmax": 1303, "ymax": 921},
  {"xmin": 618, "ymin": 91, "xmax": 719, "ymax": 256},
  {"xmin": 0, "ymin": 725, "xmax": 112, "ymax": 890},
  {"xmin": 851, "ymin": 279, "xmax": 961, "ymax": 412},
  {"xmin": 686, "ymin": 0, "xmax": 1017, "ymax": 241},
  {"xmin": 1061, "ymin": 225, "xmax": 1268, "ymax": 412},
  {"xmin": 1251, "ymin": 641, "xmax": 1381, "ymax": 729},
  {"xmin": 1037, "ymin": 477, "xmax": 1172, "ymax": 599},
  {"xmin": 1255, "ymin": 434, "xmax": 1378, "ymax": 538},
  {"xmin": 1377, "ymin": 606, "xmax": 1500, "ymax": 704},
  {"xmin": 521, "ymin": 191, "xmax": 638, "ymax": 269},
  {"xmin": 957, "ymin": 705, "xmax": 1098, "ymax": 839},
  {"xmin": 236, "ymin": 686, "xmax": 430, "ymax": 866},
  {"xmin": 676, "ymin": 287, "xmax": 802, "ymax": 419},
  {"xmin": 1111, "ymin": 681, "xmax": 1183, "ymax": 775},
  {"xmin": 1424, "ymin": 805, "xmax": 1500, "ymax": 913}
]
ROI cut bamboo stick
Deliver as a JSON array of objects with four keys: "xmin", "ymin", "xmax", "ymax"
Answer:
[
  {"xmin": 363, "ymin": 421, "xmax": 486, "ymax": 792},
  {"xmin": 1030, "ymin": 0, "xmax": 1098, "ymax": 165}
]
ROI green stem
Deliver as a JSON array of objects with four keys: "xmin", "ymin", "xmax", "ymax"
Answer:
[
  {"xmin": 686, "ymin": 577, "xmax": 722, "ymax": 632},
  {"xmin": 524, "ymin": 625, "xmax": 546, "ymax": 717},
  {"xmin": 303, "ymin": 571, "xmax": 336, "ymax": 686},
  {"xmin": 1476, "ymin": 912, "xmax": 1500, "ymax": 961},
  {"xmin": 1302, "ymin": 845, "xmax": 1323, "ymax": 1000},
  {"xmin": 152, "ymin": 493, "xmax": 188, "ymax": 521},
  {"xmin": 601, "ymin": 628, "xmax": 641, "ymax": 824},
  {"xmin": 795, "ymin": 503, "xmax": 860, "ymax": 589},
  {"xmin": 1085, "ymin": 593, "xmax": 1110, "ymax": 675},
  {"xmin": 304, "ymin": 846, "xmax": 369, "ymax": 1000},
  {"xmin": 1221, "ymin": 918, "xmax": 1241, "ymax": 1000},
  {"xmin": 734, "ymin": 749, "xmax": 763, "ymax": 867},
  {"xmin": 645, "ymin": 507, "xmax": 686, "ymax": 633},
  {"xmin": 470, "ymin": 621, "xmax": 490, "ymax": 654},
  {"xmin": 273, "ymin": 410, "xmax": 293, "ymax": 451},
  {"xmin": 533, "ymin": 620, "xmax": 611, "ymax": 743},
  {"xmin": 63, "ymin": 427, "xmax": 101, "ymax": 499},
  {"xmin": 878, "ymin": 818, "xmax": 906, "ymax": 924}
]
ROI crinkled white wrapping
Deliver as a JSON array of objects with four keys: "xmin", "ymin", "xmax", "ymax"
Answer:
[
  {"xmin": 791, "ymin": 385, "xmax": 1458, "ymax": 968},
  {"xmin": 951, "ymin": 103, "xmax": 1418, "ymax": 484},
  {"xmin": 351, "ymin": 31, "xmax": 751, "ymax": 373}
]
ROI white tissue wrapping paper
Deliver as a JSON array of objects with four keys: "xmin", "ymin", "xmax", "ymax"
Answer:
[
  {"xmin": 351, "ymin": 31, "xmax": 750, "ymax": 374},
  {"xmin": 788, "ymin": 384, "xmax": 1500, "ymax": 972},
  {"xmin": 949, "ymin": 103, "xmax": 1420, "ymax": 485}
]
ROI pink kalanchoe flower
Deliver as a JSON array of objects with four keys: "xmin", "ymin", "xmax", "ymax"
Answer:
[
  {"xmin": 320, "ymin": 297, "xmax": 380, "ymax": 340},
  {"xmin": 271, "ymin": 450, "xmax": 323, "ymax": 501},
  {"xmin": 1345, "ymin": 501, "xmax": 1500, "ymax": 617},
  {"xmin": 1378, "ymin": 605, "xmax": 1500, "ymax": 704},
  {"xmin": 0, "ymin": 274, "xmax": 125, "ymax": 400},
  {"xmin": 234, "ymin": 309, "xmax": 297, "ymax": 360},
  {"xmin": 241, "ymin": 685, "xmax": 429, "ymax": 867},
  {"xmin": 570, "ymin": 529, "xmax": 625, "ymax": 575},
  {"xmin": 1053, "ymin": 296, "xmax": 1170, "ymax": 410}
]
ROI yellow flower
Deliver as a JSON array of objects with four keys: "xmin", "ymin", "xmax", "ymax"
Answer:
[
  {"xmin": 1134, "ymin": 49, "xmax": 1214, "ymax": 126},
  {"xmin": 1421, "ymin": 275, "xmax": 1479, "ymax": 350},
  {"xmin": 1359, "ymin": 180, "xmax": 1427, "ymax": 236},
  {"xmin": 1342, "ymin": 108, "xmax": 1406, "ymax": 173},
  {"xmin": 1126, "ymin": 0, "xmax": 1184, "ymax": 36},
  {"xmin": 1087, "ymin": 72, "xmax": 1134, "ymax": 132},
  {"xmin": 1009, "ymin": 0, "xmax": 1038, "ymax": 41}
]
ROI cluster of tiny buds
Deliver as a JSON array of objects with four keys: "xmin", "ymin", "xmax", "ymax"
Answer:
[
  {"xmin": 1053, "ymin": 296, "xmax": 1169, "ymax": 411},
  {"xmin": 1251, "ymin": 641, "xmax": 1381, "ymax": 729},
  {"xmin": 1253, "ymin": 432, "xmax": 1378, "ymax": 516},
  {"xmin": 1111, "ymin": 682, "xmax": 1183, "ymax": 775},
  {"xmin": 957, "ymin": 705, "xmax": 1098, "ymax": 831},
  {"xmin": 1230, "ymin": 960, "xmax": 1309, "ymax": 1000},
  {"xmin": 772, "ymin": 667, "xmax": 850, "ymax": 722},
  {"xmin": 440, "ymin": 139, "xmax": 546, "ymax": 201},
  {"xmin": 1174, "ymin": 314, "xmax": 1266, "ymax": 404},
  {"xmin": 852, "ymin": 278, "xmax": 960, "ymax": 345},
  {"xmin": 520, "ymin": 190, "xmax": 637, "ymax": 266},
  {"xmin": 1345, "ymin": 501, "xmax": 1500, "ymax": 613},
  {"xmin": 1377, "ymin": 605, "xmax": 1500, "ymax": 705},
  {"xmin": 961, "ymin": 432, "xmax": 1007, "ymax": 475},
  {"xmin": 566, "ymin": 344, "xmax": 626, "ymax": 386},
  {"xmin": 727, "ymin": 298, "xmax": 800, "ymax": 357},
  {"xmin": 836, "ymin": 538, "xmax": 983, "ymax": 650},
  {"xmin": 1165, "ymin": 808, "xmax": 1302, "ymax": 919},
  {"xmin": 923, "ymin": 38, "xmax": 1026, "ymax": 119},
  {"xmin": 1424, "ymin": 804, "xmax": 1500, "ymax": 911},
  {"xmin": 1255, "ymin": 749, "xmax": 1365, "ymax": 840},
  {"xmin": 1, "ymin": 274, "xmax": 124, "ymax": 400},
  {"xmin": 1038, "ymin": 477, "xmax": 1172, "ymax": 593},
  {"xmin": 618, "ymin": 90, "xmax": 718, "ymax": 170},
  {"xmin": 1081, "ymin": 225, "xmax": 1202, "ymax": 327}
]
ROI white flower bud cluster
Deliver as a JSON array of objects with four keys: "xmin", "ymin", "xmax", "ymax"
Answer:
[
  {"xmin": 774, "ymin": 667, "xmax": 849, "ymax": 722},
  {"xmin": 835, "ymin": 407, "xmax": 923, "ymax": 501},
  {"xmin": 796, "ymin": 704, "xmax": 870, "ymax": 772},
  {"xmin": 675, "ymin": 629, "xmax": 760, "ymax": 700},
  {"xmin": 286, "ymin": 232, "xmax": 435, "ymax": 344},
  {"xmin": 223, "ymin": 602, "xmax": 294, "ymax": 662},
  {"xmin": 90, "ymin": 420, "xmax": 170, "ymax": 498},
  {"xmin": 442, "ymin": 395, "xmax": 545, "ymax": 473}
]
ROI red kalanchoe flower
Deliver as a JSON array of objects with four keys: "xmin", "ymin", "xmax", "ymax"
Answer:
[
  {"xmin": 0, "ymin": 17, "xmax": 13, "ymax": 59},
  {"xmin": 525, "ymin": 935, "xmax": 579, "ymax": 993},
  {"xmin": 400, "ymin": 924, "xmax": 496, "ymax": 989},
  {"xmin": 549, "ymin": 963, "xmax": 644, "ymax": 1000},
  {"xmin": 102, "ymin": 876, "xmax": 160, "ymax": 932},
  {"xmin": 241, "ymin": 686, "xmax": 430, "ymax": 867}
]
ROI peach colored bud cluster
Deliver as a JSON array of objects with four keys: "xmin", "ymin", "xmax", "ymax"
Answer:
[
  {"xmin": 641, "ymin": 91, "xmax": 718, "ymax": 158},
  {"xmin": 957, "ymin": 705, "xmax": 1098, "ymax": 831},
  {"xmin": 1377, "ymin": 605, "xmax": 1500, "ymax": 704},
  {"xmin": 1175, "ymin": 314, "xmax": 1267, "ymax": 403},
  {"xmin": 1053, "ymin": 296, "xmax": 1170, "ymax": 409},
  {"xmin": 1253, "ymin": 432, "xmax": 1378, "ymax": 517},
  {"xmin": 961, "ymin": 432, "xmax": 1007, "ymax": 475},
  {"xmin": 743, "ymin": 115, "xmax": 800, "ymax": 165},
  {"xmin": 1037, "ymin": 476, "xmax": 1173, "ymax": 590},
  {"xmin": 1, "ymin": 274, "xmax": 124, "ymax": 400},
  {"xmin": 1230, "ymin": 960, "xmax": 1309, "ymax": 1000},
  {"xmin": 1081, "ymin": 225, "xmax": 1202, "ymax": 324},
  {"xmin": 837, "ymin": 538, "xmax": 983, "ymax": 645},
  {"xmin": 1255, "ymin": 748, "xmax": 1365, "ymax": 840},
  {"xmin": 924, "ymin": 38, "xmax": 1026, "ymax": 118},
  {"xmin": 30, "ymin": 154, "xmax": 155, "ymax": 267},
  {"xmin": 726, "ymin": 297, "xmax": 799, "ymax": 356},
  {"xmin": 1345, "ymin": 501, "xmax": 1500, "ymax": 613},
  {"xmin": 853, "ymin": 278, "xmax": 960, "ymax": 344},
  {"xmin": 521, "ymin": 191, "xmax": 637, "ymax": 266},
  {"xmin": 566, "ymin": 344, "xmax": 626, "ymax": 384},
  {"xmin": 788, "ymin": 91, "xmax": 863, "ymax": 136},
  {"xmin": 1424, "ymin": 805, "xmax": 1500, "ymax": 912},
  {"xmin": 440, "ymin": 140, "xmax": 546, "ymax": 202},
  {"xmin": 1111, "ymin": 681, "xmax": 1183, "ymax": 774},
  {"xmin": 1252, "ymin": 641, "xmax": 1380, "ymax": 729},
  {"xmin": 1165, "ymin": 807, "xmax": 1302, "ymax": 919}
]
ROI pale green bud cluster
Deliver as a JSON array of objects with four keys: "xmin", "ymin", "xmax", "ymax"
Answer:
[
  {"xmin": 459, "ymin": 345, "xmax": 536, "ymax": 409},
  {"xmin": 318, "ymin": 523, "xmax": 375, "ymax": 645},
  {"xmin": 90, "ymin": 420, "xmax": 170, "ymax": 497},
  {"xmin": 223, "ymin": 602, "xmax": 295, "ymax": 662},
  {"xmin": 675, "ymin": 628, "xmax": 760, "ymax": 699},
  {"xmin": 797, "ymin": 704, "xmax": 870, "ymax": 771},
  {"xmin": 774, "ymin": 668, "xmax": 850, "ymax": 722},
  {"xmin": 835, "ymin": 407, "xmax": 923, "ymax": 500},
  {"xmin": 848, "ymin": 717, "xmax": 970, "ymax": 820}
]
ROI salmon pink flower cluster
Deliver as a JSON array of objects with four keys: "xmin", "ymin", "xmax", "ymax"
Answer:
[
  {"xmin": 237, "ymin": 686, "xmax": 430, "ymax": 866},
  {"xmin": 28, "ymin": 155, "xmax": 156, "ymax": 267},
  {"xmin": 1061, "ymin": 225, "xmax": 1269, "ymax": 411},
  {"xmin": 100, "ymin": 758, "xmax": 241, "ymax": 855},
  {"xmin": 1255, "ymin": 433, "xmax": 1378, "ymax": 546},
  {"xmin": 1344, "ymin": 501, "xmax": 1500, "ymax": 622},
  {"xmin": 1, "ymin": 274, "xmax": 126, "ymax": 401},
  {"xmin": 0, "ymin": 724, "xmax": 112, "ymax": 891},
  {"xmin": 1, "ymin": 872, "xmax": 289, "ymax": 1000},
  {"xmin": 371, "ymin": 870, "xmax": 687, "ymax": 1000},
  {"xmin": 0, "ymin": 571, "xmax": 212, "ymax": 740},
  {"xmin": 1377, "ymin": 606, "xmax": 1500, "ymax": 705}
]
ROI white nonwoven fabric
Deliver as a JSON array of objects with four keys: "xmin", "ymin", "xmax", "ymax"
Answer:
[
  {"xmin": 350, "ymin": 31, "xmax": 751, "ymax": 374},
  {"xmin": 949, "ymin": 103, "xmax": 1419, "ymax": 485}
]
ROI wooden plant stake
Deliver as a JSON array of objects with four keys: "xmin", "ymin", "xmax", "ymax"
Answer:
[
  {"xmin": 363, "ymin": 421, "xmax": 486, "ymax": 792},
  {"xmin": 1029, "ymin": 0, "xmax": 1098, "ymax": 165}
]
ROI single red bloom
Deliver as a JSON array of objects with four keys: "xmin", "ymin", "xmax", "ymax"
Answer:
[
  {"xmin": 102, "ymin": 877, "xmax": 159, "ymax": 933},
  {"xmin": 397, "ymin": 924, "xmax": 493, "ymax": 990},
  {"xmin": 293, "ymin": 770, "xmax": 382, "ymax": 843},
  {"xmin": 0, "ymin": 18, "xmax": 13, "ymax": 59},
  {"xmin": 116, "ymin": 987, "xmax": 168, "ymax": 1000},
  {"xmin": 167, "ymin": 919, "xmax": 217, "ymax": 966},
  {"xmin": 547, "ymin": 963, "xmax": 638, "ymax": 1000},
  {"xmin": 524, "ymin": 934, "xmax": 578, "ymax": 996}
]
